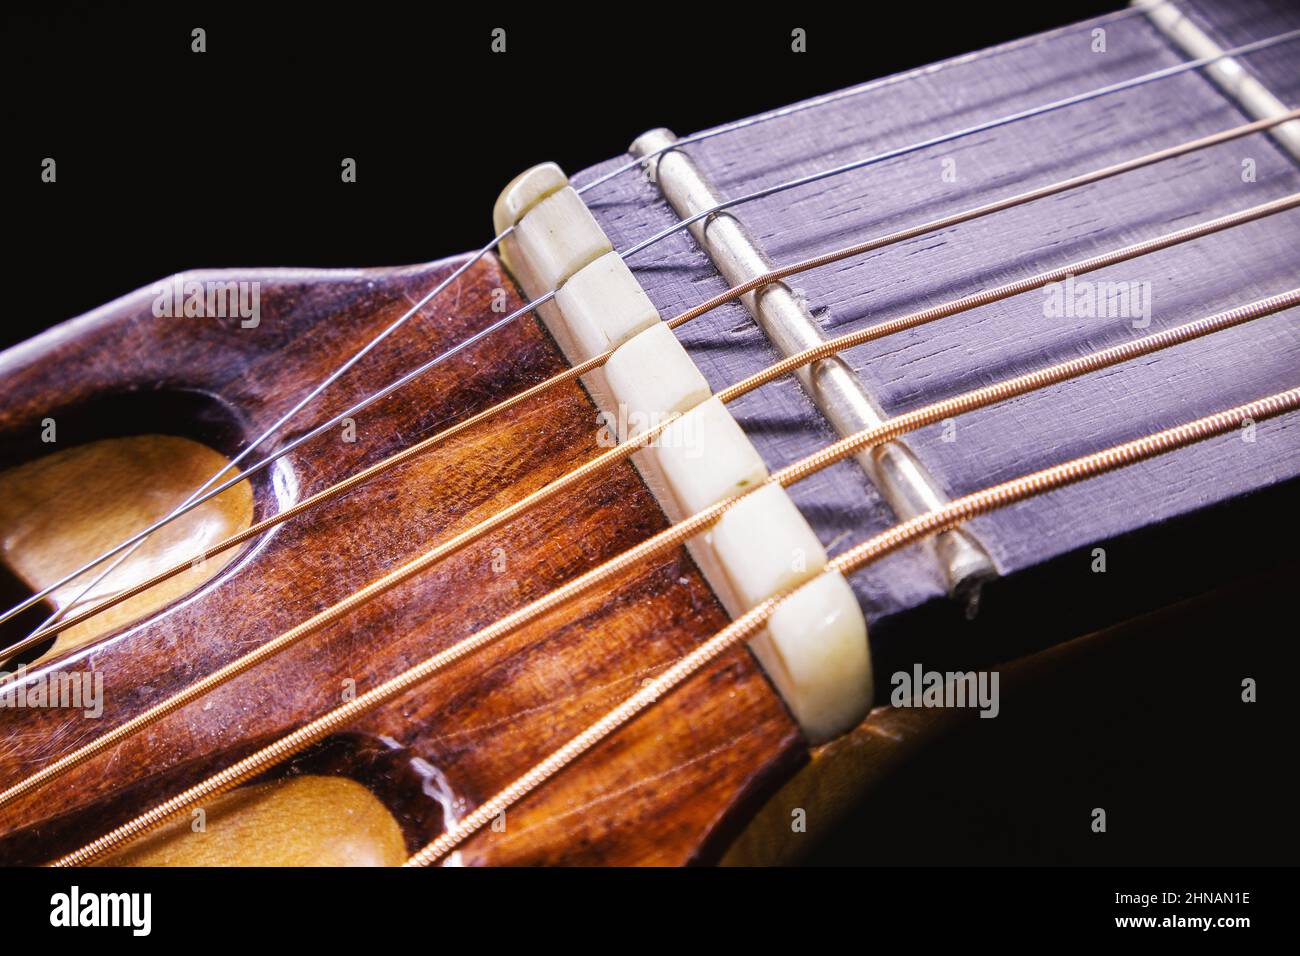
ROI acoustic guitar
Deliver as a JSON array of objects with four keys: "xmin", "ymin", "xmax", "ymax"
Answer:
[{"xmin": 0, "ymin": 0, "xmax": 1297, "ymax": 867}]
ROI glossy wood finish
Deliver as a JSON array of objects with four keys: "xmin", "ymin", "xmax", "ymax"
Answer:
[
  {"xmin": 0, "ymin": 253, "xmax": 804, "ymax": 866},
  {"xmin": 109, "ymin": 775, "xmax": 408, "ymax": 867},
  {"xmin": 0, "ymin": 434, "xmax": 254, "ymax": 662}
]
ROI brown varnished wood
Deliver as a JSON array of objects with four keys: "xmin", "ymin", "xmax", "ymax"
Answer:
[
  {"xmin": 108, "ymin": 775, "xmax": 409, "ymax": 867},
  {"xmin": 0, "ymin": 434, "xmax": 254, "ymax": 661},
  {"xmin": 0, "ymin": 253, "xmax": 805, "ymax": 866}
]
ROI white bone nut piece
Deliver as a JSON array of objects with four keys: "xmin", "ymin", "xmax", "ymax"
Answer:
[
  {"xmin": 655, "ymin": 397, "xmax": 768, "ymax": 515},
  {"xmin": 755, "ymin": 571, "xmax": 872, "ymax": 744},
  {"xmin": 554, "ymin": 252, "xmax": 661, "ymax": 361},
  {"xmin": 492, "ymin": 161, "xmax": 568, "ymax": 233},
  {"xmin": 512, "ymin": 187, "xmax": 612, "ymax": 291},
  {"xmin": 710, "ymin": 483, "xmax": 828, "ymax": 610},
  {"xmin": 604, "ymin": 322, "xmax": 710, "ymax": 440}
]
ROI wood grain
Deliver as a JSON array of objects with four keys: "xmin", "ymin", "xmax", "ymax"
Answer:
[
  {"xmin": 0, "ymin": 253, "xmax": 805, "ymax": 866},
  {"xmin": 0, "ymin": 434, "xmax": 254, "ymax": 662},
  {"xmin": 575, "ymin": 0, "xmax": 1300, "ymax": 644},
  {"xmin": 106, "ymin": 774, "xmax": 408, "ymax": 867}
]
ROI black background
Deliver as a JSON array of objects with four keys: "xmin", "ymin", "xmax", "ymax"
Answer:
[
  {"xmin": 8, "ymin": 865, "xmax": 1286, "ymax": 941},
  {"xmin": 3, "ymin": 0, "xmax": 1118, "ymax": 348},
  {"xmin": 2, "ymin": 0, "xmax": 1296, "ymax": 881}
]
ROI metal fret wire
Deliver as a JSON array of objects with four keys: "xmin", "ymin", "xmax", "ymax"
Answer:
[
  {"xmin": 49, "ymin": 292, "xmax": 1300, "ymax": 867},
  {"xmin": 6, "ymin": 20, "xmax": 1295, "ymax": 630},
  {"xmin": 6, "ymin": 193, "xmax": 1293, "ymax": 813},
  {"xmin": 1, "ymin": 5, "xmax": 1155, "ymax": 631},
  {"xmin": 573, "ymin": 4, "xmax": 1158, "ymax": 195},
  {"xmin": 10, "ymin": 108, "xmax": 1294, "ymax": 663}
]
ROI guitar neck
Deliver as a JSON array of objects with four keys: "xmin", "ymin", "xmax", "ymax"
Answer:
[{"xmin": 569, "ymin": 0, "xmax": 1300, "ymax": 670}]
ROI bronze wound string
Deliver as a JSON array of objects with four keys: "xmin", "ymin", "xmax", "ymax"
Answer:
[
  {"xmin": 402, "ymin": 384, "xmax": 1300, "ymax": 867},
  {"xmin": 10, "ymin": 112, "xmax": 1297, "ymax": 664},
  {"xmin": 43, "ymin": 291, "xmax": 1300, "ymax": 865},
  {"xmin": 4, "ymin": 195, "xmax": 1293, "ymax": 815},
  {"xmin": 10, "ymin": 25, "xmax": 1296, "ymax": 632}
]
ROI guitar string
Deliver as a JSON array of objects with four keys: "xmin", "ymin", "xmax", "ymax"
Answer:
[
  {"xmin": 9, "ymin": 109, "xmax": 1293, "ymax": 665},
  {"xmin": 2, "ymin": 5, "xmax": 1279, "ymax": 858},
  {"xmin": 33, "ymin": 0, "xmax": 1139, "ymax": 635},
  {"xmin": 0, "ymin": 6, "xmax": 1155, "ymax": 633},
  {"xmin": 47, "ymin": 295, "xmax": 1300, "ymax": 867},
  {"xmin": 7, "ymin": 3, "xmax": 1289, "ymax": 832},
  {"xmin": 573, "ymin": 3, "xmax": 1158, "ymax": 196},
  {"xmin": 7, "ymin": 22, "xmax": 1293, "ymax": 631},
  {"xmin": 6, "ymin": 194, "xmax": 1293, "ymax": 815},
  {"xmin": 401, "ymin": 385, "xmax": 1300, "ymax": 867}
]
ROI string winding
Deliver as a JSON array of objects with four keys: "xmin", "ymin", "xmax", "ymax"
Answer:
[
  {"xmin": 2, "ymin": 9, "xmax": 1296, "ymax": 867},
  {"xmin": 44, "ymin": 289, "xmax": 1300, "ymax": 866},
  {"xmin": 404, "ymin": 384, "xmax": 1300, "ymax": 866},
  {"xmin": 9, "ymin": 110, "xmax": 1297, "ymax": 663},
  {"xmin": 6, "ymin": 21, "xmax": 1296, "ymax": 632},
  {"xmin": 4, "ymin": 193, "xmax": 1293, "ymax": 813}
]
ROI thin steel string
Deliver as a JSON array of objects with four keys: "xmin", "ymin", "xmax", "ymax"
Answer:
[
  {"xmin": 574, "ymin": 4, "xmax": 1158, "ymax": 194},
  {"xmin": 9, "ymin": 23, "xmax": 1295, "ymax": 630},
  {"xmin": 11, "ymin": 5, "xmax": 1065, "ymax": 634},
  {"xmin": 0, "ymin": 8, "xmax": 1154, "ymax": 633},
  {"xmin": 5, "ymin": 196, "xmax": 1294, "ymax": 813},
  {"xmin": 25, "ymin": 0, "xmax": 1051, "ymax": 630},
  {"xmin": 403, "ymin": 384, "xmax": 1300, "ymax": 867},
  {"xmin": 613, "ymin": 28, "xmax": 1300, "ymax": 264},
  {"xmin": 7, "ymin": 238, "xmax": 514, "ymax": 633},
  {"xmin": 49, "ymin": 332, "xmax": 1300, "ymax": 868},
  {"xmin": 11, "ymin": 110, "xmax": 1296, "ymax": 663}
]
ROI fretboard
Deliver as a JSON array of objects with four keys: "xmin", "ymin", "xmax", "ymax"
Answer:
[{"xmin": 573, "ymin": 0, "xmax": 1300, "ymax": 668}]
